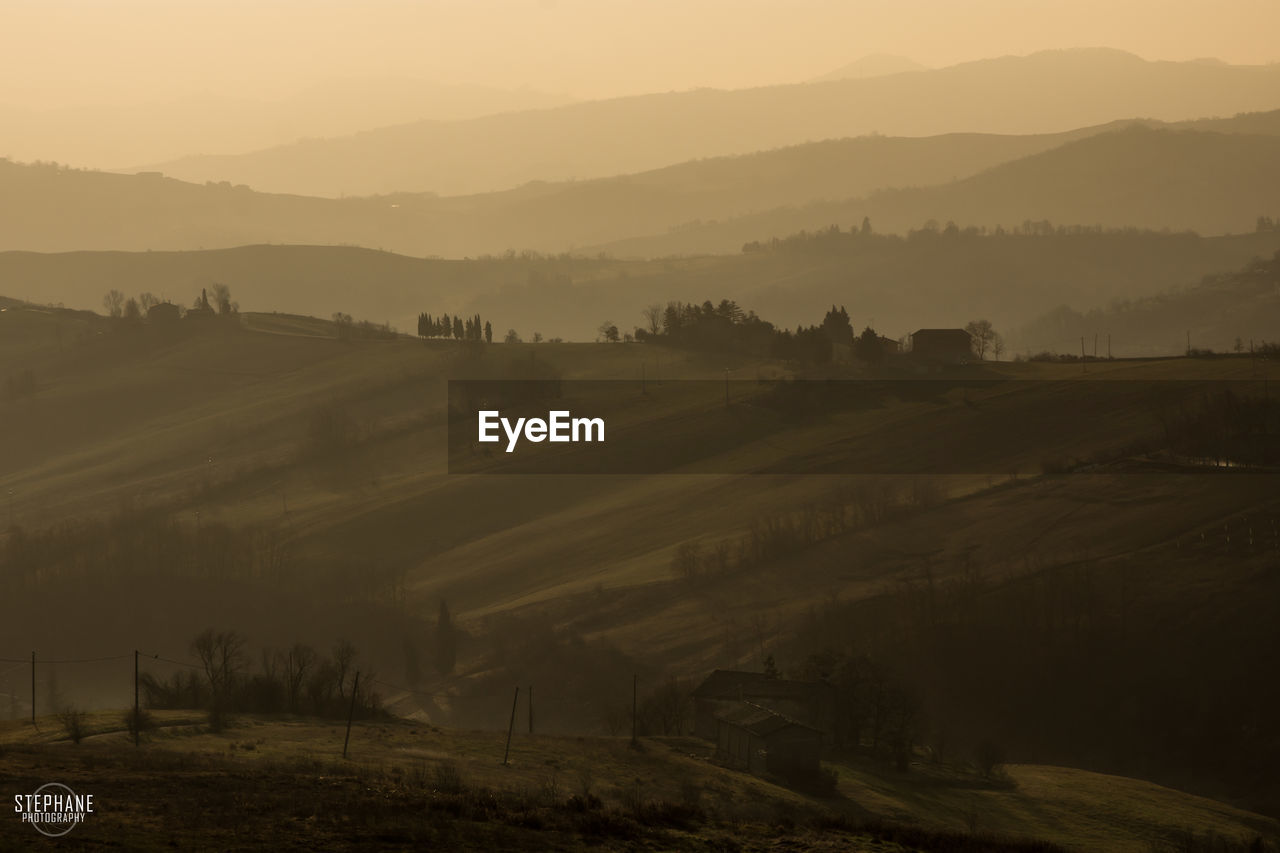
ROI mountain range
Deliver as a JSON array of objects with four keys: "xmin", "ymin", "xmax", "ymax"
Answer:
[{"xmin": 138, "ymin": 49, "xmax": 1280, "ymax": 197}]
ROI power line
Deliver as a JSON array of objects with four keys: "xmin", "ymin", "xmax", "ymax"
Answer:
[{"xmin": 0, "ymin": 653, "xmax": 131, "ymax": 665}]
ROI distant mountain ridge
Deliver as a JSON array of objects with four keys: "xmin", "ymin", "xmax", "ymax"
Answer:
[
  {"xmin": 586, "ymin": 126, "xmax": 1280, "ymax": 257},
  {"xmin": 809, "ymin": 54, "xmax": 926, "ymax": 82},
  {"xmin": 5, "ymin": 107, "xmax": 1280, "ymax": 260},
  {"xmin": 0, "ymin": 78, "xmax": 574, "ymax": 171},
  {"xmin": 141, "ymin": 49, "xmax": 1280, "ymax": 197}
]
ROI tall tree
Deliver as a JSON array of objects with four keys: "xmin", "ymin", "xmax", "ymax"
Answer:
[
  {"xmin": 965, "ymin": 319, "xmax": 996, "ymax": 360},
  {"xmin": 103, "ymin": 289, "xmax": 124, "ymax": 318}
]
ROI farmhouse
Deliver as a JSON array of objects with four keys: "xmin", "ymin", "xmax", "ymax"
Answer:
[
  {"xmin": 714, "ymin": 701, "xmax": 823, "ymax": 778},
  {"xmin": 911, "ymin": 328, "xmax": 973, "ymax": 363},
  {"xmin": 146, "ymin": 302, "xmax": 180, "ymax": 323},
  {"xmin": 691, "ymin": 670, "xmax": 833, "ymax": 740}
]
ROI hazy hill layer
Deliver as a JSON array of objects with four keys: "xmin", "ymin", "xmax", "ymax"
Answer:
[
  {"xmin": 0, "ymin": 130, "xmax": 1089, "ymax": 257},
  {"xmin": 810, "ymin": 54, "xmax": 927, "ymax": 81},
  {"xmin": 1014, "ymin": 249, "xmax": 1280, "ymax": 355},
  {"xmin": 143, "ymin": 50, "xmax": 1280, "ymax": 197},
  {"xmin": 5, "ymin": 231, "xmax": 1280, "ymax": 347},
  {"xmin": 589, "ymin": 128, "xmax": 1280, "ymax": 256},
  {"xmin": 7, "ymin": 116, "xmax": 1280, "ymax": 260},
  {"xmin": 0, "ymin": 78, "xmax": 574, "ymax": 171}
]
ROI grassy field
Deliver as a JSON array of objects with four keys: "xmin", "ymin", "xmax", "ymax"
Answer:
[{"xmin": 0, "ymin": 713, "xmax": 1274, "ymax": 851}]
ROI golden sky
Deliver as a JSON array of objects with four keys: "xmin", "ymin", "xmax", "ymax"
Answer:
[{"xmin": 2, "ymin": 0, "xmax": 1278, "ymax": 108}]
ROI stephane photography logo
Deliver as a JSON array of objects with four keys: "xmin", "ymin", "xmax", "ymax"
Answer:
[{"xmin": 13, "ymin": 783, "xmax": 94, "ymax": 838}]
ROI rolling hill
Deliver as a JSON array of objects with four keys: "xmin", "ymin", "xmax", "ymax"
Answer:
[
  {"xmin": 588, "ymin": 127, "xmax": 1280, "ymax": 256},
  {"xmin": 3, "ymin": 302, "xmax": 1280, "ymax": 828},
  {"xmin": 810, "ymin": 54, "xmax": 927, "ymax": 82},
  {"xmin": 1013, "ymin": 248, "xmax": 1280, "ymax": 355},
  {"xmin": 5, "ymin": 229, "xmax": 1280, "ymax": 347},
  {"xmin": 6, "ymin": 115, "xmax": 1280, "ymax": 261},
  {"xmin": 0, "ymin": 78, "xmax": 575, "ymax": 172},
  {"xmin": 142, "ymin": 49, "xmax": 1280, "ymax": 198},
  {"xmin": 0, "ymin": 717, "xmax": 1275, "ymax": 851}
]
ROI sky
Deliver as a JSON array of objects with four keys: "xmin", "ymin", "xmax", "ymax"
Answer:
[{"xmin": 2, "ymin": 0, "xmax": 1278, "ymax": 109}]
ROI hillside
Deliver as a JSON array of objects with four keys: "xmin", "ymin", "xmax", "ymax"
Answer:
[
  {"xmin": 0, "ymin": 717, "xmax": 1274, "ymax": 851},
  {"xmin": 0, "ymin": 130, "xmax": 1091, "ymax": 257},
  {"xmin": 9, "ymin": 116, "xmax": 1280, "ymax": 261},
  {"xmin": 0, "ymin": 78, "xmax": 575, "ymax": 171},
  {"xmin": 1014, "ymin": 249, "xmax": 1280, "ymax": 355},
  {"xmin": 589, "ymin": 128, "xmax": 1280, "ymax": 256},
  {"xmin": 5, "ymin": 230, "xmax": 1280, "ymax": 347},
  {"xmin": 143, "ymin": 50, "xmax": 1280, "ymax": 198},
  {"xmin": 810, "ymin": 54, "xmax": 927, "ymax": 82},
  {"xmin": 3, "ymin": 303, "xmax": 1280, "ymax": 830}
]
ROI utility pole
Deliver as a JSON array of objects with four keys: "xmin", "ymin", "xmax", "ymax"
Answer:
[
  {"xmin": 1093, "ymin": 334, "xmax": 1098, "ymax": 361},
  {"xmin": 134, "ymin": 650, "xmax": 140, "ymax": 747},
  {"xmin": 503, "ymin": 687, "xmax": 519, "ymax": 765},
  {"xmin": 342, "ymin": 671, "xmax": 360, "ymax": 759},
  {"xmin": 1108, "ymin": 334, "xmax": 1112, "ymax": 360},
  {"xmin": 631, "ymin": 674, "xmax": 638, "ymax": 747},
  {"xmin": 30, "ymin": 651, "xmax": 35, "ymax": 726},
  {"xmin": 528, "ymin": 685, "xmax": 534, "ymax": 734},
  {"xmin": 1186, "ymin": 330, "xmax": 1191, "ymax": 356},
  {"xmin": 724, "ymin": 369, "xmax": 730, "ymax": 407},
  {"xmin": 641, "ymin": 363, "xmax": 646, "ymax": 395},
  {"xmin": 1081, "ymin": 337, "xmax": 1087, "ymax": 374}
]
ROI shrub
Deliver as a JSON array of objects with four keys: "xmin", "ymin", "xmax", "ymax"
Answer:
[{"xmin": 58, "ymin": 708, "xmax": 88, "ymax": 744}]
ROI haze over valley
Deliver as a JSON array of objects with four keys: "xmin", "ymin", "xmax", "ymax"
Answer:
[{"xmin": 3, "ymin": 4, "xmax": 1280, "ymax": 849}]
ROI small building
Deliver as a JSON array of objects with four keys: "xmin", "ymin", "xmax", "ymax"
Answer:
[
  {"xmin": 911, "ymin": 328, "xmax": 973, "ymax": 363},
  {"xmin": 715, "ymin": 701, "xmax": 823, "ymax": 778},
  {"xmin": 692, "ymin": 670, "xmax": 833, "ymax": 740},
  {"xmin": 147, "ymin": 302, "xmax": 180, "ymax": 323},
  {"xmin": 878, "ymin": 335, "xmax": 902, "ymax": 355}
]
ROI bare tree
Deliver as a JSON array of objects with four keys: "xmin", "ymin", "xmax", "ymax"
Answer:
[
  {"xmin": 282, "ymin": 643, "xmax": 316, "ymax": 713},
  {"xmin": 138, "ymin": 292, "xmax": 160, "ymax": 311},
  {"xmin": 965, "ymin": 319, "xmax": 996, "ymax": 360},
  {"xmin": 103, "ymin": 289, "xmax": 124, "ymax": 318},
  {"xmin": 641, "ymin": 304, "xmax": 663, "ymax": 336},
  {"xmin": 191, "ymin": 628, "xmax": 247, "ymax": 700},
  {"xmin": 333, "ymin": 639, "xmax": 357, "ymax": 699}
]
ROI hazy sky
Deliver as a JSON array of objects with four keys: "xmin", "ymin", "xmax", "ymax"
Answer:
[{"xmin": 3, "ymin": 0, "xmax": 1278, "ymax": 109}]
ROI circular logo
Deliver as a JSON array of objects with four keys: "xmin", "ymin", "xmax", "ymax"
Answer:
[{"xmin": 18, "ymin": 782, "xmax": 93, "ymax": 838}]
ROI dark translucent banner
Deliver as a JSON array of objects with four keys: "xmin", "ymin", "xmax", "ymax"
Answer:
[{"xmin": 447, "ymin": 379, "xmax": 1280, "ymax": 475}]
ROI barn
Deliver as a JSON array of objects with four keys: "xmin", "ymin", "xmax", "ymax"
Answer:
[
  {"xmin": 714, "ymin": 701, "xmax": 824, "ymax": 778},
  {"xmin": 691, "ymin": 670, "xmax": 833, "ymax": 741},
  {"xmin": 911, "ymin": 328, "xmax": 973, "ymax": 363},
  {"xmin": 146, "ymin": 302, "xmax": 180, "ymax": 323}
]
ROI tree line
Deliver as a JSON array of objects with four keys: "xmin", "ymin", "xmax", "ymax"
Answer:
[
  {"xmin": 417, "ymin": 311, "xmax": 492, "ymax": 343},
  {"xmin": 141, "ymin": 628, "xmax": 380, "ymax": 727},
  {"xmin": 634, "ymin": 299, "xmax": 898, "ymax": 365},
  {"xmin": 101, "ymin": 284, "xmax": 236, "ymax": 320}
]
